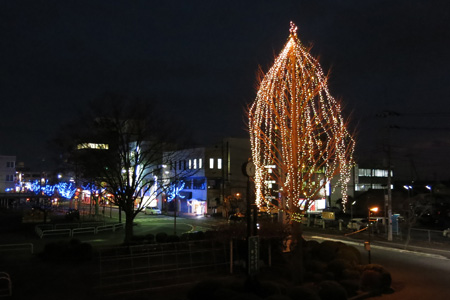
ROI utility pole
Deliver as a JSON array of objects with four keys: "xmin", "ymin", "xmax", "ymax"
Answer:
[
  {"xmin": 377, "ymin": 110, "xmax": 398, "ymax": 241},
  {"xmin": 387, "ymin": 143, "xmax": 393, "ymax": 241}
]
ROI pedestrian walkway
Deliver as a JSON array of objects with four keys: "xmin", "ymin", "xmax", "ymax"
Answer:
[{"xmin": 302, "ymin": 226, "xmax": 450, "ymax": 259}]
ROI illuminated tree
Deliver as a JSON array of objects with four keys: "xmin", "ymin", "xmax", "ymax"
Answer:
[{"xmin": 248, "ymin": 22, "xmax": 354, "ymax": 226}]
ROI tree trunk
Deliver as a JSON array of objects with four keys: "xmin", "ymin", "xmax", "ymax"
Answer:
[
  {"xmin": 288, "ymin": 221, "xmax": 305, "ymax": 284},
  {"xmin": 123, "ymin": 202, "xmax": 135, "ymax": 244}
]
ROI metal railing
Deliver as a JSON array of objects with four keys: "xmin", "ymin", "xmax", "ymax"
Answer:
[
  {"xmin": 0, "ymin": 272, "xmax": 11, "ymax": 297},
  {"xmin": 0, "ymin": 243, "xmax": 34, "ymax": 254},
  {"xmin": 34, "ymin": 222, "xmax": 124, "ymax": 238},
  {"xmin": 97, "ymin": 240, "xmax": 229, "ymax": 297}
]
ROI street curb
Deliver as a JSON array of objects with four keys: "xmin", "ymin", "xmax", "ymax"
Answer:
[{"xmin": 305, "ymin": 234, "xmax": 449, "ymax": 260}]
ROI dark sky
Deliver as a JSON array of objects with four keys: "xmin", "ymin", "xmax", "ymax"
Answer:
[{"xmin": 2, "ymin": 0, "xmax": 450, "ymax": 181}]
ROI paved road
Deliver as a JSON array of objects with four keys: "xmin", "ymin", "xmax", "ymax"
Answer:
[{"xmin": 307, "ymin": 233, "xmax": 450, "ymax": 300}]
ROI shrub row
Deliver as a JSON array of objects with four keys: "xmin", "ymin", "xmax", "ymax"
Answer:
[
  {"xmin": 187, "ymin": 239, "xmax": 392, "ymax": 300},
  {"xmin": 40, "ymin": 238, "xmax": 93, "ymax": 263}
]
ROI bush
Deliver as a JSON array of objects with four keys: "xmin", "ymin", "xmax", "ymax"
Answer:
[
  {"xmin": 204, "ymin": 230, "xmax": 217, "ymax": 240},
  {"xmin": 187, "ymin": 279, "xmax": 223, "ymax": 300},
  {"xmin": 317, "ymin": 280, "xmax": 348, "ymax": 300},
  {"xmin": 75, "ymin": 242, "xmax": 93, "ymax": 261},
  {"xmin": 131, "ymin": 235, "xmax": 146, "ymax": 243},
  {"xmin": 40, "ymin": 239, "xmax": 93, "ymax": 262},
  {"xmin": 359, "ymin": 264, "xmax": 392, "ymax": 293},
  {"xmin": 166, "ymin": 235, "xmax": 180, "ymax": 243},
  {"xmin": 336, "ymin": 245, "xmax": 361, "ymax": 265},
  {"xmin": 180, "ymin": 233, "xmax": 191, "ymax": 241},
  {"xmin": 316, "ymin": 241, "xmax": 342, "ymax": 262},
  {"xmin": 288, "ymin": 285, "xmax": 320, "ymax": 300},
  {"xmin": 192, "ymin": 231, "xmax": 205, "ymax": 240},
  {"xmin": 155, "ymin": 232, "xmax": 168, "ymax": 243},
  {"xmin": 339, "ymin": 279, "xmax": 360, "ymax": 298},
  {"xmin": 42, "ymin": 241, "xmax": 67, "ymax": 261},
  {"xmin": 144, "ymin": 233, "xmax": 155, "ymax": 242},
  {"xmin": 212, "ymin": 287, "xmax": 239, "ymax": 300},
  {"xmin": 327, "ymin": 259, "xmax": 352, "ymax": 278}
]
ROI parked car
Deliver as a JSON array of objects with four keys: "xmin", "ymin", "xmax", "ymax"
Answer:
[
  {"xmin": 228, "ymin": 213, "xmax": 245, "ymax": 224},
  {"xmin": 301, "ymin": 212, "xmax": 323, "ymax": 226},
  {"xmin": 347, "ymin": 218, "xmax": 368, "ymax": 230},
  {"xmin": 144, "ymin": 206, "xmax": 161, "ymax": 215},
  {"xmin": 65, "ymin": 208, "xmax": 80, "ymax": 221}
]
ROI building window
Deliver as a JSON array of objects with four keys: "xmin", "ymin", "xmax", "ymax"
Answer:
[
  {"xmin": 358, "ymin": 168, "xmax": 390, "ymax": 178},
  {"xmin": 5, "ymin": 174, "xmax": 14, "ymax": 182},
  {"xmin": 371, "ymin": 184, "xmax": 386, "ymax": 189},
  {"xmin": 6, "ymin": 162, "xmax": 14, "ymax": 168},
  {"xmin": 77, "ymin": 143, "xmax": 109, "ymax": 150},
  {"xmin": 193, "ymin": 178, "xmax": 205, "ymax": 190},
  {"xmin": 193, "ymin": 159, "xmax": 197, "ymax": 169},
  {"xmin": 217, "ymin": 158, "xmax": 222, "ymax": 169},
  {"xmin": 373, "ymin": 169, "xmax": 388, "ymax": 177},
  {"xmin": 199, "ymin": 158, "xmax": 203, "ymax": 169},
  {"xmin": 358, "ymin": 169, "xmax": 372, "ymax": 177},
  {"xmin": 207, "ymin": 179, "xmax": 221, "ymax": 189},
  {"xmin": 355, "ymin": 184, "xmax": 369, "ymax": 192},
  {"xmin": 189, "ymin": 159, "xmax": 192, "ymax": 169},
  {"xmin": 209, "ymin": 158, "xmax": 214, "ymax": 169}
]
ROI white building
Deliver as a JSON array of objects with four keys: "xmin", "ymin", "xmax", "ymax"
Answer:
[
  {"xmin": 162, "ymin": 138, "xmax": 251, "ymax": 215},
  {"xmin": 0, "ymin": 155, "xmax": 16, "ymax": 192}
]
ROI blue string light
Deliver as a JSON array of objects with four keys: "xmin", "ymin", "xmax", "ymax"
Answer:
[{"xmin": 167, "ymin": 181, "xmax": 185, "ymax": 201}]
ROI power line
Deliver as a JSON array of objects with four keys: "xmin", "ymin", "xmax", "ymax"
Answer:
[{"xmin": 390, "ymin": 125, "xmax": 450, "ymax": 131}]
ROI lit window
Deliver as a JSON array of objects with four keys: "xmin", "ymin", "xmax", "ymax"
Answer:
[
  {"xmin": 189, "ymin": 160, "xmax": 192, "ymax": 169},
  {"xmin": 373, "ymin": 169, "xmax": 388, "ymax": 177},
  {"xmin": 77, "ymin": 143, "xmax": 109, "ymax": 150},
  {"xmin": 217, "ymin": 158, "xmax": 222, "ymax": 169},
  {"xmin": 358, "ymin": 169, "xmax": 371, "ymax": 177},
  {"xmin": 193, "ymin": 159, "xmax": 197, "ymax": 169},
  {"xmin": 209, "ymin": 158, "xmax": 214, "ymax": 169},
  {"xmin": 199, "ymin": 158, "xmax": 203, "ymax": 169}
]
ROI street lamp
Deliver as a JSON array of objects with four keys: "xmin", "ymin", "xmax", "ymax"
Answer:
[
  {"xmin": 403, "ymin": 185, "xmax": 412, "ymax": 202},
  {"xmin": 366, "ymin": 206, "xmax": 379, "ymax": 264},
  {"xmin": 369, "ymin": 206, "xmax": 379, "ymax": 231}
]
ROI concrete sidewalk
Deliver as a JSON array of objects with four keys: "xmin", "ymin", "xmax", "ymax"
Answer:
[{"xmin": 302, "ymin": 225, "xmax": 450, "ymax": 259}]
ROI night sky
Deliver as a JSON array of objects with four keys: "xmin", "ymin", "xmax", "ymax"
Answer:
[{"xmin": 2, "ymin": 0, "xmax": 450, "ymax": 181}]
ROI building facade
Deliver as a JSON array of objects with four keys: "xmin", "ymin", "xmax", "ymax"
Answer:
[
  {"xmin": 329, "ymin": 164, "xmax": 393, "ymax": 211},
  {"xmin": 0, "ymin": 155, "xmax": 16, "ymax": 192},
  {"xmin": 162, "ymin": 138, "xmax": 251, "ymax": 216}
]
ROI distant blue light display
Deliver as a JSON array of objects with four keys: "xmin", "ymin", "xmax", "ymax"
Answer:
[
  {"xmin": 167, "ymin": 181, "xmax": 185, "ymax": 201},
  {"xmin": 29, "ymin": 180, "xmax": 77, "ymax": 199}
]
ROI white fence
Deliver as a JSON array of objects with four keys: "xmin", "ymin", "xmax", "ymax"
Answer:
[
  {"xmin": 97, "ymin": 240, "xmax": 229, "ymax": 297},
  {"xmin": 0, "ymin": 272, "xmax": 11, "ymax": 297},
  {"xmin": 0, "ymin": 243, "xmax": 34, "ymax": 254},
  {"xmin": 35, "ymin": 222, "xmax": 124, "ymax": 239}
]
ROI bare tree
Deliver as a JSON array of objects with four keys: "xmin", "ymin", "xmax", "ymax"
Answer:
[
  {"xmin": 399, "ymin": 192, "xmax": 433, "ymax": 248},
  {"xmin": 248, "ymin": 23, "xmax": 354, "ymax": 238},
  {"xmin": 55, "ymin": 94, "xmax": 196, "ymax": 243}
]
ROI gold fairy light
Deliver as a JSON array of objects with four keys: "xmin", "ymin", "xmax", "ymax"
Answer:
[{"xmin": 248, "ymin": 22, "xmax": 354, "ymax": 221}]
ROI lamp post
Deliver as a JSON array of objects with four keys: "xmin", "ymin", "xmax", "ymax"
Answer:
[
  {"xmin": 351, "ymin": 200, "xmax": 356, "ymax": 221},
  {"xmin": 366, "ymin": 206, "xmax": 378, "ymax": 264}
]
